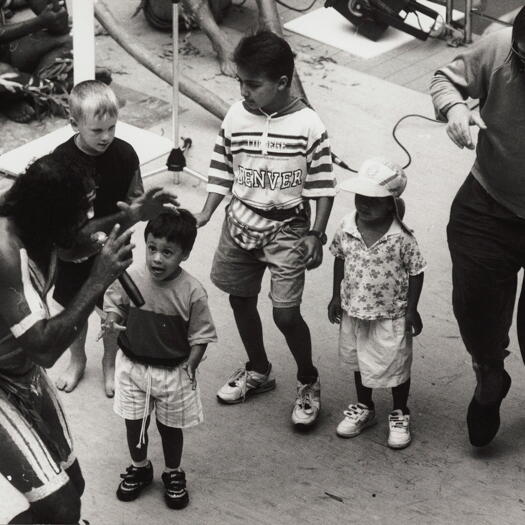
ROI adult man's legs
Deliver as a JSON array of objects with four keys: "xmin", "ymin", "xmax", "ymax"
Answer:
[
  {"xmin": 30, "ymin": 482, "xmax": 81, "ymax": 524},
  {"xmin": 0, "ymin": 380, "xmax": 82, "ymax": 524},
  {"xmin": 448, "ymin": 175, "xmax": 520, "ymax": 446}
]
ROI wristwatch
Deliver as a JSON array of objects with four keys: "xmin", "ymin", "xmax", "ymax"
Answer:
[{"xmin": 306, "ymin": 230, "xmax": 327, "ymax": 245}]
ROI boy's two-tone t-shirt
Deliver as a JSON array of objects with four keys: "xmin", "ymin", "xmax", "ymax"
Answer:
[
  {"xmin": 330, "ymin": 212, "xmax": 427, "ymax": 321},
  {"xmin": 207, "ymin": 100, "xmax": 336, "ymax": 211},
  {"xmin": 104, "ymin": 266, "xmax": 217, "ymax": 367}
]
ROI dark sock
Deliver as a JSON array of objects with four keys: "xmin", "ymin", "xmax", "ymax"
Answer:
[
  {"xmin": 392, "ymin": 378, "xmax": 411, "ymax": 414},
  {"xmin": 355, "ymin": 372, "xmax": 374, "ymax": 409}
]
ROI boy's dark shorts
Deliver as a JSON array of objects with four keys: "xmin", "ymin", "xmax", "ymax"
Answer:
[{"xmin": 211, "ymin": 216, "xmax": 309, "ymax": 308}]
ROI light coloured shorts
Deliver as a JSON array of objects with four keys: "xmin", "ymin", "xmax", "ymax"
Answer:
[
  {"xmin": 339, "ymin": 314, "xmax": 412, "ymax": 388},
  {"xmin": 114, "ymin": 350, "xmax": 203, "ymax": 429},
  {"xmin": 210, "ymin": 216, "xmax": 309, "ymax": 308},
  {"xmin": 0, "ymin": 473, "xmax": 30, "ymax": 523}
]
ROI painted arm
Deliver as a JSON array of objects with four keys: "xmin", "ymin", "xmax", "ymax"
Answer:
[
  {"xmin": 0, "ymin": 225, "xmax": 133, "ymax": 367},
  {"xmin": 59, "ymin": 184, "xmax": 180, "ymax": 261},
  {"xmin": 0, "ymin": 2, "xmax": 68, "ymax": 42}
]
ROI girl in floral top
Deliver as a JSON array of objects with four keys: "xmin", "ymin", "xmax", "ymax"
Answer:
[{"xmin": 328, "ymin": 159, "xmax": 426, "ymax": 449}]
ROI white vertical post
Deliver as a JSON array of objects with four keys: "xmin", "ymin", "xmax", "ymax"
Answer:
[
  {"xmin": 172, "ymin": 0, "xmax": 179, "ymax": 151},
  {"xmin": 72, "ymin": 0, "xmax": 96, "ymax": 85},
  {"xmin": 172, "ymin": 0, "xmax": 180, "ymax": 183}
]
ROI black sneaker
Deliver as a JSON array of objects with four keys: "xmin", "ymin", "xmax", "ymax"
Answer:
[
  {"xmin": 161, "ymin": 469, "xmax": 189, "ymax": 510},
  {"xmin": 116, "ymin": 462, "xmax": 153, "ymax": 501},
  {"xmin": 467, "ymin": 369, "xmax": 511, "ymax": 447}
]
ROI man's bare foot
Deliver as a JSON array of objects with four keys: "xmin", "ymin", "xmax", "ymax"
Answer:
[
  {"xmin": 218, "ymin": 53, "xmax": 236, "ymax": 77},
  {"xmin": 102, "ymin": 358, "xmax": 115, "ymax": 398},
  {"xmin": 55, "ymin": 357, "xmax": 86, "ymax": 392}
]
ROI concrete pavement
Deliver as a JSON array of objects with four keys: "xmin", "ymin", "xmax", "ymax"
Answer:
[{"xmin": 3, "ymin": 0, "xmax": 525, "ymax": 522}]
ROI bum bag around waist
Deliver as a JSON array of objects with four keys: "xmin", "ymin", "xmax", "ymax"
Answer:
[{"xmin": 227, "ymin": 198, "xmax": 306, "ymax": 251}]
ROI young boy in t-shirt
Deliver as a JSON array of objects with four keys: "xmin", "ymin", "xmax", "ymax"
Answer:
[
  {"xmin": 52, "ymin": 80, "xmax": 178, "ymax": 397},
  {"xmin": 196, "ymin": 30, "xmax": 336, "ymax": 428},
  {"xmin": 103, "ymin": 210, "xmax": 217, "ymax": 509}
]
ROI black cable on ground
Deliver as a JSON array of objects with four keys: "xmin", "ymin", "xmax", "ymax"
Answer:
[
  {"xmin": 392, "ymin": 113, "xmax": 442, "ymax": 169},
  {"xmin": 333, "ymin": 113, "xmax": 443, "ymax": 174}
]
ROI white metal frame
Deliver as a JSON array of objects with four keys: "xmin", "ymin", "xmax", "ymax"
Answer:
[{"xmin": 141, "ymin": 0, "xmax": 207, "ymax": 182}]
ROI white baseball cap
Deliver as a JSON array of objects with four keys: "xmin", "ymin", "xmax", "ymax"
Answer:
[
  {"xmin": 340, "ymin": 158, "xmax": 407, "ymax": 198},
  {"xmin": 340, "ymin": 158, "xmax": 411, "ymax": 233}
]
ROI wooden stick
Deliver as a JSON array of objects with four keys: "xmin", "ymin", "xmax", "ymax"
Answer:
[{"xmin": 94, "ymin": 0, "xmax": 229, "ymax": 120}]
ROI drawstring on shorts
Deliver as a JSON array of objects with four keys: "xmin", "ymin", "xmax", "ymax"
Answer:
[{"xmin": 137, "ymin": 366, "xmax": 152, "ymax": 449}]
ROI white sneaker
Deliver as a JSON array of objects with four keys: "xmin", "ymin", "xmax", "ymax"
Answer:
[
  {"xmin": 336, "ymin": 403, "xmax": 376, "ymax": 438},
  {"xmin": 388, "ymin": 409, "xmax": 411, "ymax": 449},
  {"xmin": 291, "ymin": 377, "xmax": 321, "ymax": 427},
  {"xmin": 216, "ymin": 364, "xmax": 275, "ymax": 404}
]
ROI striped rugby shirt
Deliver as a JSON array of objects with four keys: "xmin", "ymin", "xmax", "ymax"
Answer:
[{"xmin": 208, "ymin": 100, "xmax": 336, "ymax": 211}]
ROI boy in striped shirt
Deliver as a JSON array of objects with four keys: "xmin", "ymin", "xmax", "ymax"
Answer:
[{"xmin": 196, "ymin": 30, "xmax": 336, "ymax": 428}]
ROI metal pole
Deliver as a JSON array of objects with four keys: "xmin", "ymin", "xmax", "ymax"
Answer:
[
  {"xmin": 446, "ymin": 0, "xmax": 453, "ymax": 25},
  {"xmin": 143, "ymin": 166, "xmax": 206, "ymax": 183},
  {"xmin": 172, "ymin": 0, "xmax": 180, "ymax": 183},
  {"xmin": 464, "ymin": 0, "xmax": 473, "ymax": 43}
]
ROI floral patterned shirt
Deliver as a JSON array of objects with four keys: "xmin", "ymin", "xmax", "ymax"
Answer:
[{"xmin": 329, "ymin": 212, "xmax": 427, "ymax": 320}]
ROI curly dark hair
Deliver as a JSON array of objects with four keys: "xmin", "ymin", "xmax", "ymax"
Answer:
[
  {"xmin": 144, "ymin": 209, "xmax": 197, "ymax": 253},
  {"xmin": 0, "ymin": 154, "xmax": 94, "ymax": 250}
]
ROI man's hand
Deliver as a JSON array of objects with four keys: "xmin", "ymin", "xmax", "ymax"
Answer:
[
  {"xmin": 446, "ymin": 103, "xmax": 487, "ymax": 150},
  {"xmin": 405, "ymin": 309, "xmax": 423, "ymax": 336},
  {"xmin": 90, "ymin": 224, "xmax": 134, "ymax": 289},
  {"xmin": 296, "ymin": 235, "xmax": 323, "ymax": 270},
  {"xmin": 328, "ymin": 296, "xmax": 342, "ymax": 324},
  {"xmin": 39, "ymin": 1, "xmax": 68, "ymax": 34},
  {"xmin": 117, "ymin": 187, "xmax": 180, "ymax": 224}
]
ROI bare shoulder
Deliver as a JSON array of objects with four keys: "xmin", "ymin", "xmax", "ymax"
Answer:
[{"xmin": 0, "ymin": 217, "xmax": 22, "ymax": 276}]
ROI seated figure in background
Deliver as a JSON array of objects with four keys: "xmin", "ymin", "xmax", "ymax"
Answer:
[{"xmin": 0, "ymin": 0, "xmax": 73, "ymax": 122}]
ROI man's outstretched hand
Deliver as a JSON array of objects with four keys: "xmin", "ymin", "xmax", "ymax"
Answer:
[
  {"xmin": 117, "ymin": 187, "xmax": 180, "ymax": 223},
  {"xmin": 90, "ymin": 224, "xmax": 134, "ymax": 290}
]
